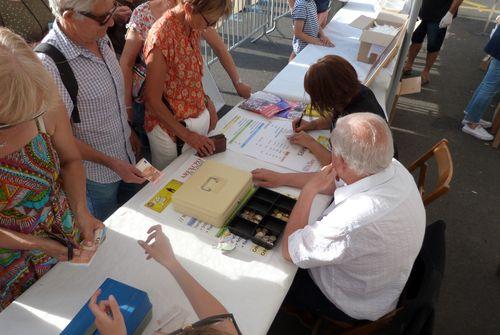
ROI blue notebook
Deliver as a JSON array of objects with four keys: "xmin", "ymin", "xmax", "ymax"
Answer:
[{"xmin": 61, "ymin": 278, "xmax": 152, "ymax": 335}]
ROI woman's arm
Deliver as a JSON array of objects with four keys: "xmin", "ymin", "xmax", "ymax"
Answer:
[
  {"xmin": 48, "ymin": 104, "xmax": 104, "ymax": 243},
  {"xmin": 202, "ymin": 28, "xmax": 251, "ymax": 99},
  {"xmin": 0, "ymin": 227, "xmax": 78, "ymax": 261},
  {"xmin": 139, "ymin": 225, "xmax": 238, "ymax": 334},
  {"xmin": 120, "ymin": 29, "xmax": 145, "ymax": 120},
  {"xmin": 144, "ymin": 48, "xmax": 215, "ymax": 156}
]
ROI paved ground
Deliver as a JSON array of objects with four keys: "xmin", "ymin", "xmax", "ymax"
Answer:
[{"xmin": 208, "ymin": 8, "xmax": 500, "ymax": 335}]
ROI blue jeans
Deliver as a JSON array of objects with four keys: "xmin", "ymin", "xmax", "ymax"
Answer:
[
  {"xmin": 86, "ymin": 179, "xmax": 142, "ymax": 221},
  {"xmin": 465, "ymin": 57, "xmax": 500, "ymax": 123}
]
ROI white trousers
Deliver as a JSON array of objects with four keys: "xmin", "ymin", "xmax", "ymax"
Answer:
[{"xmin": 147, "ymin": 109, "xmax": 210, "ymax": 170}]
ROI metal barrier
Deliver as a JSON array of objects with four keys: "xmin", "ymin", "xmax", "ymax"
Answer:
[{"xmin": 203, "ymin": 0, "xmax": 291, "ymax": 65}]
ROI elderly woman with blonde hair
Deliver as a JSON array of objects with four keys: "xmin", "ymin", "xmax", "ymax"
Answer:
[{"xmin": 0, "ymin": 28, "xmax": 102, "ymax": 310}]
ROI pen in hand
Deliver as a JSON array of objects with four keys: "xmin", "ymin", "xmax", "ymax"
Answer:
[{"xmin": 295, "ymin": 113, "xmax": 304, "ymax": 133}]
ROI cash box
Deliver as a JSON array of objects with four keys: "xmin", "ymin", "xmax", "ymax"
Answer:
[
  {"xmin": 227, "ymin": 187, "xmax": 296, "ymax": 249},
  {"xmin": 61, "ymin": 278, "xmax": 152, "ymax": 335},
  {"xmin": 172, "ymin": 160, "xmax": 253, "ymax": 227}
]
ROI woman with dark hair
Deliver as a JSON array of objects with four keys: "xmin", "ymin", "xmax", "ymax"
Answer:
[{"xmin": 288, "ymin": 55, "xmax": 386, "ymax": 165}]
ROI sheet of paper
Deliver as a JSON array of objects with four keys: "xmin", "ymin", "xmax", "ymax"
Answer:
[
  {"xmin": 137, "ymin": 155, "xmax": 272, "ymax": 259},
  {"xmin": 216, "ymin": 109, "xmax": 322, "ymax": 173}
]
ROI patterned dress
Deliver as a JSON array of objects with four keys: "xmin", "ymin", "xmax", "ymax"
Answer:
[
  {"xmin": 143, "ymin": 9, "xmax": 206, "ymax": 140},
  {"xmin": 0, "ymin": 120, "xmax": 80, "ymax": 310}
]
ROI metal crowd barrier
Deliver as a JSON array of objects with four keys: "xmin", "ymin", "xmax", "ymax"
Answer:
[{"xmin": 203, "ymin": 0, "xmax": 291, "ymax": 65}]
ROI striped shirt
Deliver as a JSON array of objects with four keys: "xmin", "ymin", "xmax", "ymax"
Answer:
[
  {"xmin": 292, "ymin": 0, "xmax": 320, "ymax": 54},
  {"xmin": 38, "ymin": 21, "xmax": 135, "ymax": 183}
]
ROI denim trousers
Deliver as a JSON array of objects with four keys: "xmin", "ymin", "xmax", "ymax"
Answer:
[
  {"xmin": 86, "ymin": 179, "xmax": 142, "ymax": 221},
  {"xmin": 465, "ymin": 57, "xmax": 500, "ymax": 123}
]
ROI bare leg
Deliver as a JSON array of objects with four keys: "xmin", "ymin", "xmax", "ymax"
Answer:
[
  {"xmin": 421, "ymin": 51, "xmax": 439, "ymax": 84},
  {"xmin": 404, "ymin": 43, "xmax": 422, "ymax": 72},
  {"xmin": 289, "ymin": 51, "xmax": 296, "ymax": 62}
]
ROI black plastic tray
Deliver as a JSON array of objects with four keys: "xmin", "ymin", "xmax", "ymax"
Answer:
[{"xmin": 227, "ymin": 187, "xmax": 296, "ymax": 249}]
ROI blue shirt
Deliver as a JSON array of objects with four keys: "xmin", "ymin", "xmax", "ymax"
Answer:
[{"xmin": 292, "ymin": 0, "xmax": 320, "ymax": 54}]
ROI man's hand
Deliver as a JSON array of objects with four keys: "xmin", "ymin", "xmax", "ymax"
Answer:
[
  {"xmin": 252, "ymin": 168, "xmax": 286, "ymax": 188},
  {"xmin": 138, "ymin": 225, "xmax": 178, "ymax": 269},
  {"xmin": 303, "ymin": 164, "xmax": 337, "ymax": 195},
  {"xmin": 234, "ymin": 81, "xmax": 252, "ymax": 99},
  {"xmin": 288, "ymin": 131, "xmax": 316, "ymax": 149},
  {"xmin": 89, "ymin": 290, "xmax": 127, "ymax": 335},
  {"xmin": 109, "ymin": 159, "xmax": 146, "ymax": 184},
  {"xmin": 113, "ymin": 6, "xmax": 132, "ymax": 25},
  {"xmin": 185, "ymin": 132, "xmax": 215, "ymax": 157},
  {"xmin": 439, "ymin": 11, "xmax": 453, "ymax": 28}
]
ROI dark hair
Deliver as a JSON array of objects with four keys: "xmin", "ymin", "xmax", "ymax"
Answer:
[{"xmin": 304, "ymin": 55, "xmax": 361, "ymax": 118}]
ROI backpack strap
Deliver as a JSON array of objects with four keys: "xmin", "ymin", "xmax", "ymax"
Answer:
[{"xmin": 34, "ymin": 43, "xmax": 81, "ymax": 123}]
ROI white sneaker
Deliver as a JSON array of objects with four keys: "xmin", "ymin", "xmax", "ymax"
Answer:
[
  {"xmin": 462, "ymin": 112, "xmax": 492, "ymax": 128},
  {"xmin": 462, "ymin": 124, "xmax": 494, "ymax": 141}
]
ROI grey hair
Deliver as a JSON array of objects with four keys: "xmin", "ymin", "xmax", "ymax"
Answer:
[
  {"xmin": 49, "ymin": 0, "xmax": 99, "ymax": 19},
  {"xmin": 331, "ymin": 113, "xmax": 394, "ymax": 176}
]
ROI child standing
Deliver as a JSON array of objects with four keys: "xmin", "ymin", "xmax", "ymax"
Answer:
[{"xmin": 291, "ymin": 0, "xmax": 334, "ymax": 60}]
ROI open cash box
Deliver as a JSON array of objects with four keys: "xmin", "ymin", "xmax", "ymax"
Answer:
[{"xmin": 227, "ymin": 187, "xmax": 296, "ymax": 249}]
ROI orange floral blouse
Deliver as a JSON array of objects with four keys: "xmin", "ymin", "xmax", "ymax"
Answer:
[{"xmin": 143, "ymin": 10, "xmax": 205, "ymax": 137}]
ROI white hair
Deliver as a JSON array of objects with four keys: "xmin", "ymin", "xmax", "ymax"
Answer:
[
  {"xmin": 49, "ymin": 0, "xmax": 99, "ymax": 19},
  {"xmin": 331, "ymin": 113, "xmax": 394, "ymax": 176}
]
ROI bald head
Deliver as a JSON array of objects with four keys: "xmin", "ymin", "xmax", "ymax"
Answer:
[{"xmin": 331, "ymin": 113, "xmax": 394, "ymax": 176}]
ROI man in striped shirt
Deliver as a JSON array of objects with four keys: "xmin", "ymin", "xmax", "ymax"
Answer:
[{"xmin": 38, "ymin": 0, "xmax": 146, "ymax": 221}]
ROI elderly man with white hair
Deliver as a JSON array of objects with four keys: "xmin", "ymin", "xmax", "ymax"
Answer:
[
  {"xmin": 252, "ymin": 113, "xmax": 426, "ymax": 323},
  {"xmin": 37, "ymin": 0, "xmax": 146, "ymax": 221}
]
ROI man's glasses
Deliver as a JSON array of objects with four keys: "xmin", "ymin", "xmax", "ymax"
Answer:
[
  {"xmin": 74, "ymin": 1, "xmax": 118, "ymax": 26},
  {"xmin": 200, "ymin": 12, "xmax": 218, "ymax": 28},
  {"xmin": 164, "ymin": 314, "xmax": 242, "ymax": 335}
]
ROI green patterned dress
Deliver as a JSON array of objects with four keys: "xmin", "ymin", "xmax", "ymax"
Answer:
[{"xmin": 0, "ymin": 121, "xmax": 80, "ymax": 310}]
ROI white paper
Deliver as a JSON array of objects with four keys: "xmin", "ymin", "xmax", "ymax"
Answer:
[{"xmin": 216, "ymin": 109, "xmax": 321, "ymax": 173}]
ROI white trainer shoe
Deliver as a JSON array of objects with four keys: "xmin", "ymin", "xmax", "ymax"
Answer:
[
  {"xmin": 461, "ymin": 118, "xmax": 492, "ymax": 128},
  {"xmin": 462, "ymin": 112, "xmax": 492, "ymax": 128},
  {"xmin": 462, "ymin": 124, "xmax": 494, "ymax": 141}
]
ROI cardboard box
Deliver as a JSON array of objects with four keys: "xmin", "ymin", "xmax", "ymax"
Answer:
[
  {"xmin": 351, "ymin": 11, "xmax": 408, "ymax": 64},
  {"xmin": 172, "ymin": 161, "xmax": 253, "ymax": 227}
]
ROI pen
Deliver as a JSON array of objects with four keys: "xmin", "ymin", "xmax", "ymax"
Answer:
[{"xmin": 295, "ymin": 113, "xmax": 304, "ymax": 132}]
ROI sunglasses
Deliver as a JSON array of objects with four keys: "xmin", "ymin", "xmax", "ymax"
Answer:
[
  {"xmin": 75, "ymin": 1, "xmax": 118, "ymax": 26},
  {"xmin": 163, "ymin": 314, "xmax": 242, "ymax": 335},
  {"xmin": 200, "ymin": 12, "xmax": 218, "ymax": 28}
]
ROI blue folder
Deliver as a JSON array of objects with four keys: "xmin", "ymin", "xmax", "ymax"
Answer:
[{"xmin": 61, "ymin": 278, "xmax": 152, "ymax": 335}]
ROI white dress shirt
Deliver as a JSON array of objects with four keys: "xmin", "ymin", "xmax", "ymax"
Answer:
[{"xmin": 288, "ymin": 159, "xmax": 426, "ymax": 321}]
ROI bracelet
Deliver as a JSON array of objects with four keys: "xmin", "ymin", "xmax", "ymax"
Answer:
[
  {"xmin": 126, "ymin": 106, "xmax": 133, "ymax": 110},
  {"xmin": 204, "ymin": 94, "xmax": 211, "ymax": 106},
  {"xmin": 233, "ymin": 78, "xmax": 243, "ymax": 85}
]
